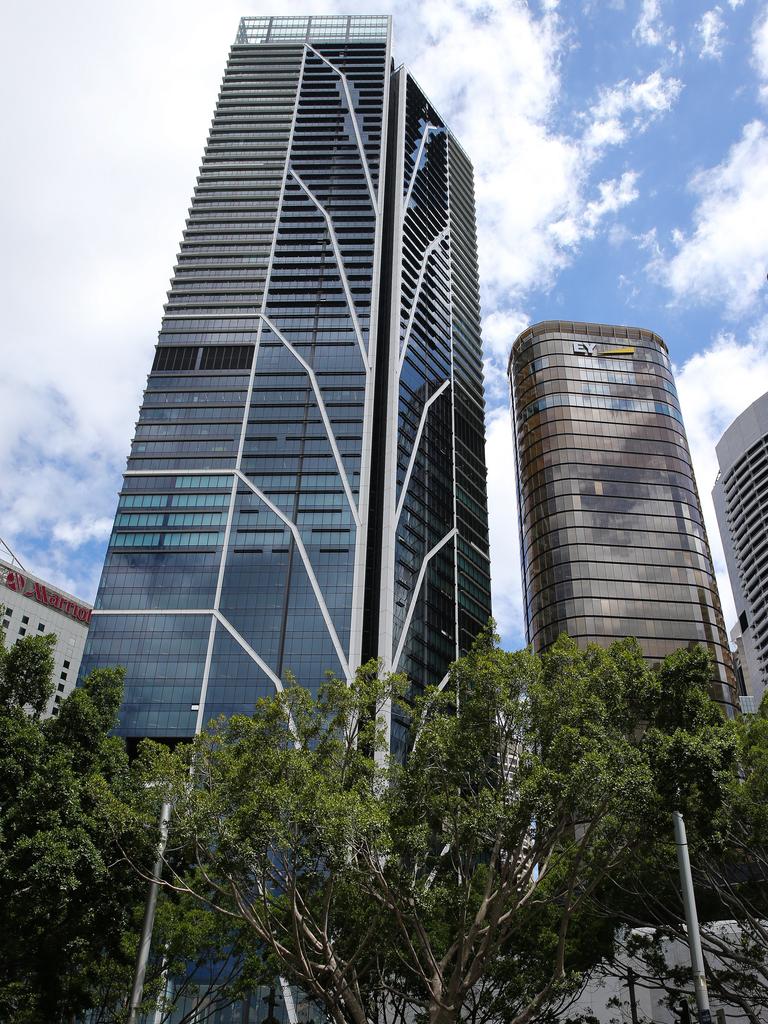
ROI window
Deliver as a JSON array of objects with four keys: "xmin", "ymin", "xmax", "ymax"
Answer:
[
  {"xmin": 21, "ymin": 615, "xmax": 29, "ymax": 625},
  {"xmin": 60, "ymin": 671, "xmax": 67, "ymax": 681},
  {"xmin": 57, "ymin": 683, "xmax": 65, "ymax": 693},
  {"xmin": 37, "ymin": 623, "xmax": 45, "ymax": 632},
  {"xmin": 63, "ymin": 660, "xmax": 70, "ymax": 669},
  {"xmin": 4, "ymin": 608, "xmax": 12, "ymax": 617},
  {"xmin": 51, "ymin": 707, "xmax": 59, "ymax": 716},
  {"xmin": 2, "ymin": 619, "xmax": 8, "ymax": 629},
  {"xmin": 18, "ymin": 627, "xmax": 26, "ymax": 636},
  {"xmin": 54, "ymin": 695, "xmax": 61, "ymax": 704}
]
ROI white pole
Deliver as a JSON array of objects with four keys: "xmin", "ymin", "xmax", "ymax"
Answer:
[
  {"xmin": 672, "ymin": 810, "xmax": 711, "ymax": 1024},
  {"xmin": 128, "ymin": 800, "xmax": 172, "ymax": 1024}
]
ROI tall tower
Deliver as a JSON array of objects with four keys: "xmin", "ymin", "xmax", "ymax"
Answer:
[
  {"xmin": 713, "ymin": 391, "xmax": 768, "ymax": 705},
  {"xmin": 80, "ymin": 16, "xmax": 491, "ymax": 744},
  {"xmin": 509, "ymin": 320, "xmax": 736, "ymax": 712}
]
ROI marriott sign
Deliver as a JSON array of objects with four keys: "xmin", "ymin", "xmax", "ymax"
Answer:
[{"xmin": 2, "ymin": 569, "xmax": 92, "ymax": 625}]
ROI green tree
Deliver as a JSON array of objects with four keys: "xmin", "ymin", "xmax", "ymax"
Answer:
[
  {"xmin": 131, "ymin": 631, "xmax": 735, "ymax": 1024},
  {"xmin": 0, "ymin": 626, "xmax": 153, "ymax": 1023},
  {"xmin": 0, "ymin": 626, "xmax": 274, "ymax": 1023},
  {"xmin": 604, "ymin": 690, "xmax": 768, "ymax": 1023}
]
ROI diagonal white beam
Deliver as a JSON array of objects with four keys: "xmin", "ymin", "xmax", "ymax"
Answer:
[
  {"xmin": 213, "ymin": 611, "xmax": 285, "ymax": 692},
  {"xmin": 214, "ymin": 612, "xmax": 301, "ymax": 747},
  {"xmin": 305, "ymin": 44, "xmax": 378, "ymax": 213},
  {"xmin": 392, "ymin": 527, "xmax": 457, "ymax": 671},
  {"xmin": 260, "ymin": 314, "xmax": 361, "ymax": 528},
  {"xmin": 403, "ymin": 124, "xmax": 440, "ymax": 213},
  {"xmin": 234, "ymin": 469, "xmax": 352, "ymax": 685},
  {"xmin": 398, "ymin": 228, "xmax": 449, "ymax": 375},
  {"xmin": 289, "ymin": 168, "xmax": 369, "ymax": 371},
  {"xmin": 395, "ymin": 379, "xmax": 450, "ymax": 524}
]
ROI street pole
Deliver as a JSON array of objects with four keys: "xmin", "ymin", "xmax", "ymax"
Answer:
[
  {"xmin": 128, "ymin": 799, "xmax": 172, "ymax": 1024},
  {"xmin": 627, "ymin": 966, "xmax": 639, "ymax": 1024},
  {"xmin": 672, "ymin": 810, "xmax": 711, "ymax": 1024}
]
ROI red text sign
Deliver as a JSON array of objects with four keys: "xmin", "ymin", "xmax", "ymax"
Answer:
[{"xmin": 3, "ymin": 570, "xmax": 92, "ymax": 625}]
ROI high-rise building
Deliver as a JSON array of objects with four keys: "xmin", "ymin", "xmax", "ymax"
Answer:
[
  {"xmin": 79, "ymin": 15, "xmax": 491, "ymax": 748},
  {"xmin": 713, "ymin": 391, "xmax": 768, "ymax": 705},
  {"xmin": 509, "ymin": 320, "xmax": 736, "ymax": 712},
  {"xmin": 1, "ymin": 555, "xmax": 92, "ymax": 717}
]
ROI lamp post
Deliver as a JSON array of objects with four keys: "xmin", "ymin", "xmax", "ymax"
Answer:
[
  {"xmin": 127, "ymin": 799, "xmax": 172, "ymax": 1024},
  {"xmin": 672, "ymin": 809, "xmax": 711, "ymax": 1024}
]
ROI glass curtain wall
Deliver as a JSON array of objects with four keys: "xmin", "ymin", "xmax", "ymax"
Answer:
[
  {"xmin": 510, "ymin": 320, "xmax": 736, "ymax": 712},
  {"xmin": 81, "ymin": 16, "xmax": 392, "ymax": 742},
  {"xmin": 376, "ymin": 71, "xmax": 492, "ymax": 760}
]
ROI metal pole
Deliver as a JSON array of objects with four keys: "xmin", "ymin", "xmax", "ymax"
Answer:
[
  {"xmin": 627, "ymin": 966, "xmax": 639, "ymax": 1024},
  {"xmin": 672, "ymin": 810, "xmax": 711, "ymax": 1024},
  {"xmin": 128, "ymin": 800, "xmax": 172, "ymax": 1024}
]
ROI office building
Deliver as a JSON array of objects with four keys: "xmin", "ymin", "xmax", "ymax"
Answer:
[
  {"xmin": 79, "ymin": 15, "xmax": 491, "ymax": 748},
  {"xmin": 509, "ymin": 320, "xmax": 736, "ymax": 711},
  {"xmin": 713, "ymin": 392, "xmax": 768, "ymax": 705},
  {"xmin": 1, "ymin": 556, "xmax": 92, "ymax": 717}
]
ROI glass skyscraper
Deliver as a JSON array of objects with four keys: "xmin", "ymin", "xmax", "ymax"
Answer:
[
  {"xmin": 80, "ymin": 15, "xmax": 492, "ymax": 747},
  {"xmin": 509, "ymin": 320, "xmax": 736, "ymax": 712}
]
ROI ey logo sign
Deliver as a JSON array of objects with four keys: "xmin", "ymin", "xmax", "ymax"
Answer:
[{"xmin": 572, "ymin": 342, "xmax": 635, "ymax": 357}]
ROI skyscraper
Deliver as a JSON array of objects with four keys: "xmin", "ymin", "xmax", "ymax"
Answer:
[
  {"xmin": 713, "ymin": 391, "xmax": 768, "ymax": 705},
  {"xmin": 80, "ymin": 15, "xmax": 492, "ymax": 747},
  {"xmin": 509, "ymin": 320, "xmax": 736, "ymax": 712}
]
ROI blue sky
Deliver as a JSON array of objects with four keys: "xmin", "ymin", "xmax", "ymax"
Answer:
[{"xmin": 1, "ymin": 0, "xmax": 768, "ymax": 652}]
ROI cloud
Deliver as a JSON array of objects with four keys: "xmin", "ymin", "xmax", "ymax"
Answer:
[
  {"xmin": 53, "ymin": 518, "xmax": 114, "ymax": 549},
  {"xmin": 697, "ymin": 7, "xmax": 726, "ymax": 60},
  {"xmin": 633, "ymin": 0, "xmax": 679, "ymax": 52},
  {"xmin": 485, "ymin": 406, "xmax": 526, "ymax": 649},
  {"xmin": 754, "ymin": 7, "xmax": 768, "ymax": 99},
  {"xmin": 583, "ymin": 69, "xmax": 683, "ymax": 153},
  {"xmin": 653, "ymin": 121, "xmax": 768, "ymax": 316},
  {"xmin": 674, "ymin": 322, "xmax": 768, "ymax": 630},
  {"xmin": 583, "ymin": 171, "xmax": 640, "ymax": 230},
  {"xmin": 483, "ymin": 309, "xmax": 531, "ymax": 361}
]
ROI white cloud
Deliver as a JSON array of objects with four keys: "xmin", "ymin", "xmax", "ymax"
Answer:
[
  {"xmin": 583, "ymin": 171, "xmax": 641, "ymax": 230},
  {"xmin": 753, "ymin": 7, "xmax": 768, "ymax": 99},
  {"xmin": 485, "ymin": 406, "xmax": 526, "ymax": 649},
  {"xmin": 482, "ymin": 310, "xmax": 530, "ymax": 408},
  {"xmin": 655, "ymin": 121, "xmax": 768, "ymax": 315},
  {"xmin": 53, "ymin": 518, "xmax": 114, "ymax": 549},
  {"xmin": 483, "ymin": 309, "xmax": 531, "ymax": 362},
  {"xmin": 633, "ymin": 0, "xmax": 678, "ymax": 52},
  {"xmin": 674, "ymin": 322, "xmax": 768, "ymax": 630},
  {"xmin": 697, "ymin": 7, "xmax": 726, "ymax": 60},
  {"xmin": 583, "ymin": 69, "xmax": 683, "ymax": 153}
]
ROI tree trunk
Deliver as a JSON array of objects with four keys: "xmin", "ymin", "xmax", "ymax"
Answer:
[{"xmin": 429, "ymin": 998, "xmax": 457, "ymax": 1024}]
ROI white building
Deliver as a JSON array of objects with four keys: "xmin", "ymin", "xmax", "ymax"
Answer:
[
  {"xmin": 713, "ymin": 392, "xmax": 768, "ymax": 707},
  {"xmin": 0, "ymin": 557, "xmax": 92, "ymax": 717}
]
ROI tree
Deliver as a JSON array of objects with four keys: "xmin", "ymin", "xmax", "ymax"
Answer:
[
  {"xmin": 129, "ymin": 631, "xmax": 735, "ymax": 1024},
  {"xmin": 0, "ymin": 628, "xmax": 150, "ymax": 1023},
  {"xmin": 601, "ymin": 689, "xmax": 768, "ymax": 1023}
]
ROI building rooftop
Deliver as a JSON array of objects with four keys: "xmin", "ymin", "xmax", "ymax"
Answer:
[{"xmin": 236, "ymin": 15, "xmax": 391, "ymax": 45}]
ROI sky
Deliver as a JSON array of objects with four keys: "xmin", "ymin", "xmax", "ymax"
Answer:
[{"xmin": 1, "ymin": 0, "xmax": 768, "ymax": 653}]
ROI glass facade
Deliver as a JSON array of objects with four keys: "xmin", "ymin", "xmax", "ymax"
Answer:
[
  {"xmin": 510, "ymin": 320, "xmax": 737, "ymax": 712},
  {"xmin": 79, "ymin": 16, "xmax": 491, "ymax": 745},
  {"xmin": 373, "ymin": 71, "xmax": 492, "ymax": 760}
]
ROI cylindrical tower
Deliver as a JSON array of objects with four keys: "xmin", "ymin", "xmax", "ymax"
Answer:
[{"xmin": 509, "ymin": 320, "xmax": 736, "ymax": 711}]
